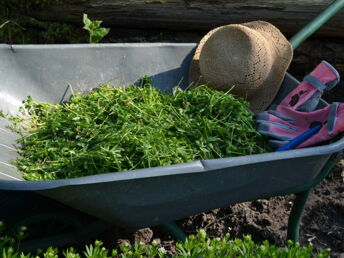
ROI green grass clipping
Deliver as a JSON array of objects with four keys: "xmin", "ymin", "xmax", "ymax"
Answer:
[{"xmin": 8, "ymin": 81, "xmax": 268, "ymax": 180}]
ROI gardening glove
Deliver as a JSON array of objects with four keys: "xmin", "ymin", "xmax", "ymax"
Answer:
[
  {"xmin": 256, "ymin": 103, "xmax": 344, "ymax": 148},
  {"xmin": 255, "ymin": 61, "xmax": 340, "ymax": 148},
  {"xmin": 276, "ymin": 60, "xmax": 340, "ymax": 112}
]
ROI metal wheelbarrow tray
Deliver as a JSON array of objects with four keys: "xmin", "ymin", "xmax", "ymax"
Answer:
[{"xmin": 0, "ymin": 43, "xmax": 342, "ymax": 242}]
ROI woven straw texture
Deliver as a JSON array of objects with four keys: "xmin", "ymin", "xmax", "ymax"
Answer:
[{"xmin": 189, "ymin": 21, "xmax": 293, "ymax": 112}]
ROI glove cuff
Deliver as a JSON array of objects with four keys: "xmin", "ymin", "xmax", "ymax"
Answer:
[{"xmin": 309, "ymin": 60, "xmax": 340, "ymax": 91}]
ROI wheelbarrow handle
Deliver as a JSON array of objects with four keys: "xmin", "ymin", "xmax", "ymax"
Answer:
[{"xmin": 289, "ymin": 0, "xmax": 344, "ymax": 49}]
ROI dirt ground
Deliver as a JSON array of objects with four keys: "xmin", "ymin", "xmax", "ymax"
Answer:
[{"xmin": 100, "ymin": 31, "xmax": 344, "ymax": 257}]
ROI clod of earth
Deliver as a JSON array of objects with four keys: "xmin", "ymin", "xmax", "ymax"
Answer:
[{"xmin": 6, "ymin": 81, "xmax": 268, "ymax": 180}]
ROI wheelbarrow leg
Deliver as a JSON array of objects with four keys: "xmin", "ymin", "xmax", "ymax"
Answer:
[
  {"xmin": 287, "ymin": 189, "xmax": 311, "ymax": 242},
  {"xmin": 159, "ymin": 222, "xmax": 187, "ymax": 242},
  {"xmin": 286, "ymin": 155, "xmax": 339, "ymax": 242}
]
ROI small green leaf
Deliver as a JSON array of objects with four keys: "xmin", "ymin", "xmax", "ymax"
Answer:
[
  {"xmin": 82, "ymin": 13, "xmax": 91, "ymax": 28},
  {"xmin": 82, "ymin": 13, "xmax": 110, "ymax": 43}
]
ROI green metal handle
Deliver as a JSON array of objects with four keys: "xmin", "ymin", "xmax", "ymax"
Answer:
[
  {"xmin": 289, "ymin": 0, "xmax": 344, "ymax": 49},
  {"xmin": 159, "ymin": 222, "xmax": 187, "ymax": 241}
]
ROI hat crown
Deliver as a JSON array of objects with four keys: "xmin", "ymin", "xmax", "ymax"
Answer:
[
  {"xmin": 189, "ymin": 21, "xmax": 293, "ymax": 112},
  {"xmin": 199, "ymin": 25, "xmax": 273, "ymax": 98}
]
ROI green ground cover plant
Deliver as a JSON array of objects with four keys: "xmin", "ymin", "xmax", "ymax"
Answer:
[
  {"xmin": 7, "ymin": 81, "xmax": 267, "ymax": 181},
  {"xmin": 0, "ymin": 222, "xmax": 330, "ymax": 257}
]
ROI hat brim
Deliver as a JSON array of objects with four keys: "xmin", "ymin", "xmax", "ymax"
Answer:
[
  {"xmin": 242, "ymin": 21, "xmax": 293, "ymax": 112},
  {"xmin": 188, "ymin": 21, "xmax": 293, "ymax": 113},
  {"xmin": 248, "ymin": 64, "xmax": 286, "ymax": 112}
]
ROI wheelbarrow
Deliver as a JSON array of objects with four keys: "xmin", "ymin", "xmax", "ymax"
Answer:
[{"xmin": 0, "ymin": 0, "xmax": 343, "ymax": 251}]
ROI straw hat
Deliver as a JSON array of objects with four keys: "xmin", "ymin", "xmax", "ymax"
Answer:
[{"xmin": 189, "ymin": 21, "xmax": 293, "ymax": 113}]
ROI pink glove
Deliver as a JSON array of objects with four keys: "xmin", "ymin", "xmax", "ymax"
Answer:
[
  {"xmin": 298, "ymin": 103, "xmax": 344, "ymax": 148},
  {"xmin": 256, "ymin": 103, "xmax": 343, "ymax": 148},
  {"xmin": 276, "ymin": 60, "xmax": 339, "ymax": 112},
  {"xmin": 256, "ymin": 61, "xmax": 340, "ymax": 148}
]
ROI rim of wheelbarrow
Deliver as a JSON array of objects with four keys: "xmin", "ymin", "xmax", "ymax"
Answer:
[
  {"xmin": 0, "ymin": 42, "xmax": 197, "ymax": 48},
  {"xmin": 0, "ymin": 132, "xmax": 342, "ymax": 190}
]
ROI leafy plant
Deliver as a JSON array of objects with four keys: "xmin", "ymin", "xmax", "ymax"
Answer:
[
  {"xmin": 8, "ymin": 82, "xmax": 268, "ymax": 181},
  {"xmin": 0, "ymin": 221, "xmax": 331, "ymax": 257},
  {"xmin": 82, "ymin": 13, "xmax": 109, "ymax": 43},
  {"xmin": 0, "ymin": 17, "xmax": 87, "ymax": 44}
]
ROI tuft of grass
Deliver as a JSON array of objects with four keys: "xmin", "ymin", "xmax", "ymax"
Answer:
[
  {"xmin": 8, "ymin": 82, "xmax": 268, "ymax": 181},
  {"xmin": 0, "ymin": 110, "xmax": 6, "ymax": 118}
]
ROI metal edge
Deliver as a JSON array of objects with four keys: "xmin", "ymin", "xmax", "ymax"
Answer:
[
  {"xmin": 0, "ymin": 143, "xmax": 336, "ymax": 191},
  {"xmin": 0, "ymin": 43, "xmax": 198, "ymax": 49}
]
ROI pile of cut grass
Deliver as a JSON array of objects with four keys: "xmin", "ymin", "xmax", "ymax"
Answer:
[{"xmin": 9, "ymin": 82, "xmax": 267, "ymax": 180}]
